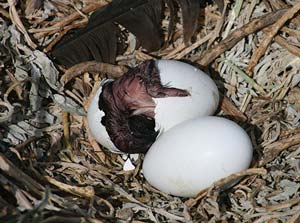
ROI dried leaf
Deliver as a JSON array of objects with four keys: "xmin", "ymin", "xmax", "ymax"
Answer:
[
  {"xmin": 52, "ymin": 94, "xmax": 86, "ymax": 116},
  {"xmin": 30, "ymin": 50, "xmax": 62, "ymax": 92},
  {"xmin": 269, "ymin": 180, "xmax": 300, "ymax": 202}
]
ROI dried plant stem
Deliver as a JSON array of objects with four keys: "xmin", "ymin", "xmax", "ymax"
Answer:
[
  {"xmin": 186, "ymin": 168, "xmax": 267, "ymax": 208},
  {"xmin": 31, "ymin": 2, "xmax": 107, "ymax": 38},
  {"xmin": 260, "ymin": 133, "xmax": 300, "ymax": 166},
  {"xmin": 265, "ymin": 197, "xmax": 300, "ymax": 212},
  {"xmin": 44, "ymin": 20, "xmax": 88, "ymax": 53},
  {"xmin": 247, "ymin": 2, "xmax": 300, "ymax": 74},
  {"xmin": 45, "ymin": 176, "xmax": 95, "ymax": 198},
  {"xmin": 165, "ymin": 43, "xmax": 187, "ymax": 59},
  {"xmin": 83, "ymin": 117, "xmax": 108, "ymax": 164},
  {"xmin": 273, "ymin": 35, "xmax": 300, "ymax": 57},
  {"xmin": 224, "ymin": 59, "xmax": 267, "ymax": 95},
  {"xmin": 8, "ymin": 0, "xmax": 37, "ymax": 48},
  {"xmin": 287, "ymin": 211, "xmax": 300, "ymax": 223},
  {"xmin": 173, "ymin": 32, "xmax": 214, "ymax": 60},
  {"xmin": 240, "ymin": 93, "xmax": 252, "ymax": 113},
  {"xmin": 61, "ymin": 61, "xmax": 128, "ymax": 85},
  {"xmin": 0, "ymin": 153, "xmax": 45, "ymax": 196},
  {"xmin": 195, "ymin": 9, "xmax": 287, "ymax": 66},
  {"xmin": 0, "ymin": 6, "xmax": 10, "ymax": 19},
  {"xmin": 62, "ymin": 112, "xmax": 72, "ymax": 152},
  {"xmin": 222, "ymin": 0, "xmax": 243, "ymax": 38},
  {"xmin": 220, "ymin": 96, "xmax": 248, "ymax": 121}
]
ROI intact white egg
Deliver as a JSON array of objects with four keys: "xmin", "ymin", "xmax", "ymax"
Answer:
[
  {"xmin": 142, "ymin": 116, "xmax": 253, "ymax": 197},
  {"xmin": 154, "ymin": 60, "xmax": 219, "ymax": 131},
  {"xmin": 87, "ymin": 59, "xmax": 219, "ymax": 154}
]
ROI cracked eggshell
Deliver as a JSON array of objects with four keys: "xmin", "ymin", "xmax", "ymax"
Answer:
[
  {"xmin": 87, "ymin": 79, "xmax": 120, "ymax": 153},
  {"xmin": 154, "ymin": 60, "xmax": 219, "ymax": 131},
  {"xmin": 142, "ymin": 116, "xmax": 253, "ymax": 197}
]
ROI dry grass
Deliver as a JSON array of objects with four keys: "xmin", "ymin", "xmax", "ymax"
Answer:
[{"xmin": 1, "ymin": 0, "xmax": 300, "ymax": 222}]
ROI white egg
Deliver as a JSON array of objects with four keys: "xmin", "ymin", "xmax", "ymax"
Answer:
[
  {"xmin": 142, "ymin": 116, "xmax": 253, "ymax": 197},
  {"xmin": 154, "ymin": 60, "xmax": 219, "ymax": 131}
]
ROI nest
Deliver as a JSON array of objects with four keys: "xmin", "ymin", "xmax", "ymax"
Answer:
[{"xmin": 1, "ymin": 0, "xmax": 300, "ymax": 222}]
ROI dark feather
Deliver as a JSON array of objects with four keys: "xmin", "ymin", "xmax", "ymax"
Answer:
[
  {"xmin": 115, "ymin": 0, "xmax": 163, "ymax": 51},
  {"xmin": 176, "ymin": 0, "xmax": 201, "ymax": 44},
  {"xmin": 51, "ymin": 0, "xmax": 206, "ymax": 67},
  {"xmin": 52, "ymin": 23, "xmax": 119, "ymax": 66},
  {"xmin": 164, "ymin": 0, "xmax": 176, "ymax": 44},
  {"xmin": 52, "ymin": 0, "xmax": 163, "ymax": 67}
]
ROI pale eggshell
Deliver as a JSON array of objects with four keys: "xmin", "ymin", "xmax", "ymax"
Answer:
[
  {"xmin": 154, "ymin": 60, "xmax": 219, "ymax": 131},
  {"xmin": 142, "ymin": 116, "xmax": 253, "ymax": 197},
  {"xmin": 87, "ymin": 79, "xmax": 120, "ymax": 153}
]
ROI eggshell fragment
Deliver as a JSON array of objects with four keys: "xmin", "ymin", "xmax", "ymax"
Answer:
[
  {"xmin": 154, "ymin": 60, "xmax": 219, "ymax": 131},
  {"xmin": 142, "ymin": 116, "xmax": 253, "ymax": 197},
  {"xmin": 87, "ymin": 79, "xmax": 120, "ymax": 153}
]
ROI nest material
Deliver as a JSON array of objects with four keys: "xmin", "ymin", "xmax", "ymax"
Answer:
[{"xmin": 1, "ymin": 0, "xmax": 300, "ymax": 222}]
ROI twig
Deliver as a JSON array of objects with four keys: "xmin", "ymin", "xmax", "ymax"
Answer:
[
  {"xmin": 259, "ymin": 133, "xmax": 300, "ymax": 166},
  {"xmin": 194, "ymin": 9, "xmax": 287, "ymax": 66},
  {"xmin": 32, "ymin": 2, "xmax": 107, "ymax": 39},
  {"xmin": 220, "ymin": 96, "xmax": 248, "ymax": 121},
  {"xmin": 273, "ymin": 35, "xmax": 300, "ymax": 57},
  {"xmin": 45, "ymin": 176, "xmax": 95, "ymax": 199},
  {"xmin": 287, "ymin": 210, "xmax": 300, "ymax": 223},
  {"xmin": 8, "ymin": 0, "xmax": 37, "ymax": 49},
  {"xmin": 0, "ymin": 6, "xmax": 10, "ymax": 19},
  {"xmin": 252, "ymin": 207, "xmax": 300, "ymax": 223},
  {"xmin": 6, "ymin": 69, "xmax": 24, "ymax": 100},
  {"xmin": 265, "ymin": 197, "xmax": 300, "ymax": 212},
  {"xmin": 185, "ymin": 168, "xmax": 267, "ymax": 208},
  {"xmin": 60, "ymin": 61, "xmax": 128, "ymax": 85},
  {"xmin": 174, "ymin": 33, "xmax": 213, "ymax": 60},
  {"xmin": 164, "ymin": 43, "xmax": 186, "ymax": 59},
  {"xmin": 14, "ymin": 136, "xmax": 38, "ymax": 151},
  {"xmin": 43, "ymin": 20, "xmax": 88, "ymax": 53},
  {"xmin": 224, "ymin": 59, "xmax": 267, "ymax": 95},
  {"xmin": 0, "ymin": 174, "xmax": 34, "ymax": 210},
  {"xmin": 247, "ymin": 2, "xmax": 300, "ymax": 74},
  {"xmin": 222, "ymin": 0, "xmax": 243, "ymax": 38},
  {"xmin": 25, "ymin": 0, "xmax": 42, "ymax": 16},
  {"xmin": 62, "ymin": 112, "xmax": 74, "ymax": 161},
  {"xmin": 0, "ymin": 152, "xmax": 45, "ymax": 196}
]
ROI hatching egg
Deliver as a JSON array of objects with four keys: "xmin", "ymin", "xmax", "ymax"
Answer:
[
  {"xmin": 87, "ymin": 59, "xmax": 219, "ymax": 154},
  {"xmin": 142, "ymin": 116, "xmax": 253, "ymax": 197}
]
